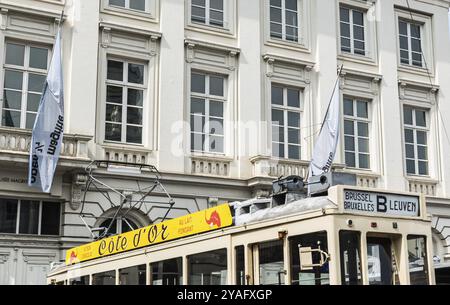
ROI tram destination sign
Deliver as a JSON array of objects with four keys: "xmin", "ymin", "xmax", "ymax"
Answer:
[
  {"xmin": 65, "ymin": 204, "xmax": 233, "ymax": 265},
  {"xmin": 343, "ymin": 189, "xmax": 420, "ymax": 217}
]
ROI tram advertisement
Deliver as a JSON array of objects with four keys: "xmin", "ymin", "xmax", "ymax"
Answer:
[
  {"xmin": 343, "ymin": 189, "xmax": 420, "ymax": 217},
  {"xmin": 65, "ymin": 204, "xmax": 233, "ymax": 265}
]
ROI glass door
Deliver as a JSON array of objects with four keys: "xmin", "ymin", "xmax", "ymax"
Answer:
[{"xmin": 366, "ymin": 237, "xmax": 392, "ymax": 285}]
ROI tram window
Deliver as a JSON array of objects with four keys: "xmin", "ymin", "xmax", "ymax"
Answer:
[
  {"xmin": 258, "ymin": 240, "xmax": 285, "ymax": 285},
  {"xmin": 92, "ymin": 271, "xmax": 116, "ymax": 285},
  {"xmin": 235, "ymin": 246, "xmax": 245, "ymax": 285},
  {"xmin": 339, "ymin": 231, "xmax": 362, "ymax": 285},
  {"xmin": 119, "ymin": 264, "xmax": 146, "ymax": 285},
  {"xmin": 151, "ymin": 257, "xmax": 183, "ymax": 285},
  {"xmin": 407, "ymin": 235, "xmax": 429, "ymax": 285},
  {"xmin": 188, "ymin": 249, "xmax": 227, "ymax": 285},
  {"xmin": 69, "ymin": 275, "xmax": 89, "ymax": 285},
  {"xmin": 367, "ymin": 237, "xmax": 392, "ymax": 285},
  {"xmin": 289, "ymin": 231, "xmax": 329, "ymax": 285}
]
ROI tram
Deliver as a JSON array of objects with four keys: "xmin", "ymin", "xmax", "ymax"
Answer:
[{"xmin": 47, "ymin": 179, "xmax": 434, "ymax": 285}]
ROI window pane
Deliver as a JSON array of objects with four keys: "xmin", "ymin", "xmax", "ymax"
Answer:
[
  {"xmin": 209, "ymin": 76, "xmax": 224, "ymax": 96},
  {"xmin": 192, "ymin": 0, "xmax": 205, "ymax": 6},
  {"xmin": 127, "ymin": 107, "xmax": 142, "ymax": 125},
  {"xmin": 353, "ymin": 10, "xmax": 364, "ymax": 26},
  {"xmin": 19, "ymin": 201, "xmax": 39, "ymax": 235},
  {"xmin": 190, "ymin": 115, "xmax": 205, "ymax": 133},
  {"xmin": 110, "ymin": 0, "xmax": 126, "ymax": 7},
  {"xmin": 2, "ymin": 110, "xmax": 21, "ymax": 128},
  {"xmin": 191, "ymin": 73, "xmax": 205, "ymax": 93},
  {"xmin": 408, "ymin": 236, "xmax": 429, "ymax": 285},
  {"xmin": 288, "ymin": 128, "xmax": 300, "ymax": 144},
  {"xmin": 235, "ymin": 246, "xmax": 245, "ymax": 285},
  {"xmin": 404, "ymin": 129, "xmax": 414, "ymax": 143},
  {"xmin": 340, "ymin": 7, "xmax": 350, "ymax": 22},
  {"xmin": 344, "ymin": 120, "xmax": 354, "ymax": 135},
  {"xmin": 151, "ymin": 258, "xmax": 183, "ymax": 285},
  {"xmin": 107, "ymin": 86, "xmax": 123, "ymax": 104},
  {"xmin": 191, "ymin": 98, "xmax": 205, "ymax": 115},
  {"xmin": 105, "ymin": 123, "xmax": 122, "ymax": 141},
  {"xmin": 209, "ymin": 136, "xmax": 224, "ymax": 153},
  {"xmin": 209, "ymin": 118, "xmax": 223, "ymax": 135},
  {"xmin": 192, "ymin": 6, "xmax": 206, "ymax": 23},
  {"xmin": 272, "ymin": 109, "xmax": 284, "ymax": 125},
  {"xmin": 270, "ymin": 0, "xmax": 282, "ymax": 7},
  {"xmin": 405, "ymin": 144, "xmax": 415, "ymax": 159},
  {"xmin": 191, "ymin": 133, "xmax": 205, "ymax": 151},
  {"xmin": 26, "ymin": 113, "xmax": 36, "ymax": 130},
  {"xmin": 345, "ymin": 136, "xmax": 355, "ymax": 151},
  {"xmin": 353, "ymin": 26, "xmax": 364, "ymax": 41},
  {"xmin": 399, "ymin": 21, "xmax": 408, "ymax": 35},
  {"xmin": 5, "ymin": 43, "xmax": 25, "ymax": 66},
  {"xmin": 210, "ymin": 101, "xmax": 223, "ymax": 117},
  {"xmin": 288, "ymin": 112, "xmax": 300, "ymax": 128},
  {"xmin": 287, "ymin": 89, "xmax": 300, "ymax": 108},
  {"xmin": 404, "ymin": 107, "xmax": 413, "ymax": 125},
  {"xmin": 406, "ymin": 159, "xmax": 416, "ymax": 174},
  {"xmin": 128, "ymin": 64, "xmax": 144, "ymax": 84},
  {"xmin": 107, "ymin": 60, "xmax": 123, "ymax": 81},
  {"xmin": 271, "ymin": 86, "xmax": 283, "ymax": 105},
  {"xmin": 188, "ymin": 249, "xmax": 227, "ymax": 285},
  {"xmin": 210, "ymin": 0, "xmax": 223, "ymax": 10},
  {"xmin": 259, "ymin": 240, "xmax": 284, "ymax": 285},
  {"xmin": 106, "ymin": 104, "xmax": 122, "ymax": 123},
  {"xmin": 415, "ymin": 110, "xmax": 426, "ymax": 127},
  {"xmin": 128, "ymin": 89, "xmax": 143, "ymax": 106},
  {"xmin": 344, "ymin": 99, "xmax": 353, "ymax": 116},
  {"xmin": 270, "ymin": 7, "xmax": 282, "ymax": 23},
  {"xmin": 272, "ymin": 126, "xmax": 285, "ymax": 142},
  {"xmin": 273, "ymin": 143, "xmax": 285, "ymax": 158},
  {"xmin": 3, "ymin": 90, "xmax": 22, "ymax": 110},
  {"xmin": 4, "ymin": 70, "xmax": 23, "ymax": 90},
  {"xmin": 270, "ymin": 23, "xmax": 283, "ymax": 39},
  {"xmin": 358, "ymin": 122, "xmax": 369, "ymax": 137},
  {"xmin": 70, "ymin": 276, "xmax": 89, "ymax": 285},
  {"xmin": 340, "ymin": 23, "xmax": 350, "ymax": 38},
  {"xmin": 346, "ymin": 152, "xmax": 356, "ymax": 167},
  {"xmin": 210, "ymin": 10, "xmax": 224, "ymax": 27},
  {"xmin": 119, "ymin": 265, "xmax": 146, "ymax": 285},
  {"xmin": 286, "ymin": 26, "xmax": 298, "ymax": 41},
  {"xmin": 92, "ymin": 271, "xmax": 116, "ymax": 285},
  {"xmin": 411, "ymin": 38, "xmax": 421, "ymax": 53},
  {"xmin": 0, "ymin": 199, "xmax": 18, "ymax": 233},
  {"xmin": 126, "ymin": 126, "xmax": 142, "ymax": 144},
  {"xmin": 359, "ymin": 154, "xmax": 370, "ymax": 169},
  {"xmin": 28, "ymin": 74, "xmax": 46, "ymax": 92},
  {"xmin": 356, "ymin": 101, "xmax": 368, "ymax": 118},
  {"xmin": 410, "ymin": 24, "xmax": 421, "ymax": 38},
  {"xmin": 41, "ymin": 202, "xmax": 60, "ymax": 235},
  {"xmin": 417, "ymin": 146, "xmax": 427, "ymax": 160},
  {"xmin": 288, "ymin": 145, "xmax": 300, "ymax": 159},
  {"xmin": 418, "ymin": 161, "xmax": 428, "ymax": 175},
  {"xmin": 285, "ymin": 0, "xmax": 297, "ymax": 10},
  {"xmin": 416, "ymin": 131, "xmax": 427, "ymax": 145},
  {"xmin": 358, "ymin": 138, "xmax": 369, "ymax": 153},
  {"xmin": 130, "ymin": 0, "xmax": 146, "ymax": 11},
  {"xmin": 400, "ymin": 36, "xmax": 409, "ymax": 50},
  {"xmin": 27, "ymin": 93, "xmax": 41, "ymax": 112},
  {"xmin": 286, "ymin": 11, "xmax": 298, "ymax": 27},
  {"xmin": 29, "ymin": 47, "xmax": 48, "ymax": 70}
]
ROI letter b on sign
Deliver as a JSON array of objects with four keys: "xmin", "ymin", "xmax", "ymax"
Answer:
[{"xmin": 377, "ymin": 196, "xmax": 387, "ymax": 213}]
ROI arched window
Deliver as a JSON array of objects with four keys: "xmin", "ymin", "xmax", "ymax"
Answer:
[{"xmin": 95, "ymin": 208, "xmax": 150, "ymax": 236}]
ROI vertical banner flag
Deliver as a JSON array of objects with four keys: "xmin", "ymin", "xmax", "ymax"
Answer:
[
  {"xmin": 28, "ymin": 29, "xmax": 64, "ymax": 193},
  {"xmin": 309, "ymin": 79, "xmax": 340, "ymax": 176}
]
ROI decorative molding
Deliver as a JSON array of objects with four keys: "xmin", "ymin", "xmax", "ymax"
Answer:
[
  {"xmin": 184, "ymin": 38, "xmax": 240, "ymax": 71},
  {"xmin": 262, "ymin": 53, "xmax": 314, "ymax": 84}
]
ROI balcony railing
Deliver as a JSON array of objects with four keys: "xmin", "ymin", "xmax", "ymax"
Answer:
[
  {"xmin": 407, "ymin": 178, "xmax": 438, "ymax": 197},
  {"xmin": 0, "ymin": 127, "xmax": 91, "ymax": 160},
  {"xmin": 190, "ymin": 155, "xmax": 231, "ymax": 177}
]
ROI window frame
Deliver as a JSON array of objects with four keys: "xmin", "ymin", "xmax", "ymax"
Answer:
[
  {"xmin": 104, "ymin": 57, "xmax": 147, "ymax": 145},
  {"xmin": 269, "ymin": 0, "xmax": 301, "ymax": 43},
  {"xmin": 186, "ymin": 0, "xmax": 236, "ymax": 36},
  {"xmin": 398, "ymin": 19, "xmax": 424, "ymax": 68},
  {"xmin": 0, "ymin": 198, "xmax": 61, "ymax": 236},
  {"xmin": 1, "ymin": 41, "xmax": 51, "ymax": 129},
  {"xmin": 402, "ymin": 105, "xmax": 430, "ymax": 177},
  {"xmin": 106, "ymin": 0, "xmax": 152, "ymax": 15},
  {"xmin": 343, "ymin": 97, "xmax": 371, "ymax": 170},
  {"xmin": 191, "ymin": 0, "xmax": 225, "ymax": 28},
  {"xmin": 339, "ymin": 5, "xmax": 367, "ymax": 57},
  {"xmin": 270, "ymin": 83, "xmax": 303, "ymax": 160},
  {"xmin": 189, "ymin": 71, "xmax": 227, "ymax": 155}
]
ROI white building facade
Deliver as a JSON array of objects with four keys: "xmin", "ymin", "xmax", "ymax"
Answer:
[{"xmin": 0, "ymin": 0, "xmax": 449, "ymax": 284}]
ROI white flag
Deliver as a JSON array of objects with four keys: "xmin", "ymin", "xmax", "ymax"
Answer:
[
  {"xmin": 28, "ymin": 29, "xmax": 64, "ymax": 193},
  {"xmin": 309, "ymin": 80, "xmax": 340, "ymax": 177}
]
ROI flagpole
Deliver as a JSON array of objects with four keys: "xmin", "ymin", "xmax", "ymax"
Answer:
[{"xmin": 305, "ymin": 65, "xmax": 344, "ymax": 182}]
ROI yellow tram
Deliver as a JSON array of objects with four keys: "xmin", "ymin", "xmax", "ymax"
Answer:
[{"xmin": 47, "ymin": 185, "xmax": 434, "ymax": 285}]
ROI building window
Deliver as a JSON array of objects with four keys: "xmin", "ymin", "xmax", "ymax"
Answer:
[
  {"xmin": 403, "ymin": 106, "xmax": 428, "ymax": 176},
  {"xmin": 2, "ymin": 42, "xmax": 49, "ymax": 129},
  {"xmin": 109, "ymin": 0, "xmax": 147, "ymax": 12},
  {"xmin": 190, "ymin": 72, "xmax": 226, "ymax": 154},
  {"xmin": 0, "ymin": 198, "xmax": 60, "ymax": 235},
  {"xmin": 271, "ymin": 84, "xmax": 301, "ymax": 159},
  {"xmin": 399, "ymin": 20, "xmax": 423, "ymax": 67},
  {"xmin": 269, "ymin": 0, "xmax": 300, "ymax": 42},
  {"xmin": 191, "ymin": 0, "xmax": 224, "ymax": 27},
  {"xmin": 344, "ymin": 97, "xmax": 370, "ymax": 169},
  {"xmin": 340, "ymin": 6, "xmax": 365, "ymax": 56},
  {"xmin": 105, "ymin": 59, "xmax": 145, "ymax": 144}
]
